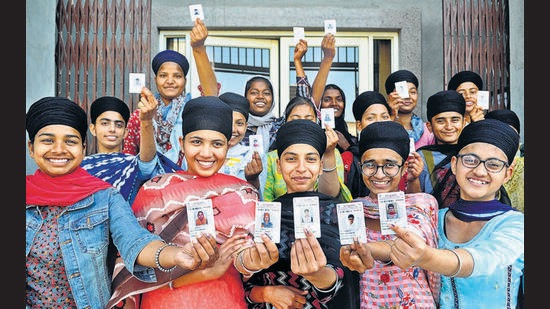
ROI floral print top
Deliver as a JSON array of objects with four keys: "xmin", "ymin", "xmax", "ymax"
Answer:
[{"xmin": 353, "ymin": 193, "xmax": 441, "ymax": 309}]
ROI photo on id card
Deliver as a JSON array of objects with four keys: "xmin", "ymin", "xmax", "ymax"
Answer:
[
  {"xmin": 186, "ymin": 199, "xmax": 216, "ymax": 238},
  {"xmin": 321, "ymin": 108, "xmax": 336, "ymax": 129},
  {"xmin": 377, "ymin": 191, "xmax": 407, "ymax": 235},
  {"xmin": 249, "ymin": 134, "xmax": 264, "ymax": 154},
  {"xmin": 336, "ymin": 202, "xmax": 367, "ymax": 245},
  {"xmin": 254, "ymin": 201, "xmax": 281, "ymax": 243},
  {"xmin": 293, "ymin": 196, "xmax": 321, "ymax": 239}
]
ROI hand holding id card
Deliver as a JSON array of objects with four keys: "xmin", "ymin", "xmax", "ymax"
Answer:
[
  {"xmin": 377, "ymin": 191, "xmax": 407, "ymax": 235},
  {"xmin": 395, "ymin": 80, "xmax": 410, "ymax": 98},
  {"xmin": 129, "ymin": 73, "xmax": 145, "ymax": 94},
  {"xmin": 249, "ymin": 134, "xmax": 264, "ymax": 154},
  {"xmin": 321, "ymin": 108, "xmax": 336, "ymax": 129},
  {"xmin": 189, "ymin": 4, "xmax": 204, "ymax": 21},
  {"xmin": 293, "ymin": 196, "xmax": 321, "ymax": 239},
  {"xmin": 186, "ymin": 199, "xmax": 216, "ymax": 238},
  {"xmin": 324, "ymin": 19, "xmax": 336, "ymax": 35},
  {"xmin": 293, "ymin": 27, "xmax": 305, "ymax": 45},
  {"xmin": 337, "ymin": 202, "xmax": 367, "ymax": 245},
  {"xmin": 254, "ymin": 201, "xmax": 281, "ymax": 243}
]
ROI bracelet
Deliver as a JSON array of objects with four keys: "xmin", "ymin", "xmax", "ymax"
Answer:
[
  {"xmin": 322, "ymin": 166, "xmax": 337, "ymax": 172},
  {"xmin": 447, "ymin": 248, "xmax": 462, "ymax": 278},
  {"xmin": 233, "ymin": 250, "xmax": 261, "ymax": 278},
  {"xmin": 313, "ymin": 264, "xmax": 340, "ymax": 293},
  {"xmin": 155, "ymin": 242, "xmax": 178, "ymax": 272}
]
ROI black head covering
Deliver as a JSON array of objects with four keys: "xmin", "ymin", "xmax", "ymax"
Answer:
[
  {"xmin": 384, "ymin": 69, "xmax": 419, "ymax": 94},
  {"xmin": 90, "ymin": 96, "xmax": 130, "ymax": 125},
  {"xmin": 181, "ymin": 96, "xmax": 233, "ymax": 141},
  {"xmin": 352, "ymin": 91, "xmax": 391, "ymax": 121},
  {"xmin": 219, "ymin": 92, "xmax": 250, "ymax": 121},
  {"xmin": 152, "ymin": 50, "xmax": 190, "ymax": 76},
  {"xmin": 26, "ymin": 96, "xmax": 88, "ymax": 143},
  {"xmin": 485, "ymin": 109, "xmax": 521, "ymax": 134},
  {"xmin": 275, "ymin": 119, "xmax": 326, "ymax": 158},
  {"xmin": 457, "ymin": 118, "xmax": 519, "ymax": 165},
  {"xmin": 359, "ymin": 121, "xmax": 410, "ymax": 161},
  {"xmin": 426, "ymin": 90, "xmax": 466, "ymax": 121},
  {"xmin": 447, "ymin": 70, "xmax": 483, "ymax": 91}
]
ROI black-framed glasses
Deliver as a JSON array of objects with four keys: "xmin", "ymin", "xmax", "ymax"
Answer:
[
  {"xmin": 360, "ymin": 161, "xmax": 403, "ymax": 177},
  {"xmin": 456, "ymin": 153, "xmax": 509, "ymax": 173}
]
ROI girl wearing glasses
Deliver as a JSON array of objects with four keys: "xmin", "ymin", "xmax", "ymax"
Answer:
[
  {"xmin": 339, "ymin": 121, "xmax": 440, "ymax": 308},
  {"xmin": 389, "ymin": 118, "xmax": 523, "ymax": 309}
]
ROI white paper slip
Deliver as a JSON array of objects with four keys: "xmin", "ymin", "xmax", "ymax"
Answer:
[
  {"xmin": 293, "ymin": 196, "xmax": 321, "ymax": 239},
  {"xmin": 337, "ymin": 202, "xmax": 367, "ymax": 245},
  {"xmin": 377, "ymin": 191, "xmax": 407, "ymax": 235},
  {"xmin": 324, "ymin": 19, "xmax": 336, "ymax": 35},
  {"xmin": 395, "ymin": 80, "xmax": 410, "ymax": 98},
  {"xmin": 249, "ymin": 134, "xmax": 264, "ymax": 154},
  {"xmin": 477, "ymin": 90, "xmax": 490, "ymax": 110},
  {"xmin": 186, "ymin": 199, "xmax": 216, "ymax": 238},
  {"xmin": 189, "ymin": 4, "xmax": 204, "ymax": 21},
  {"xmin": 254, "ymin": 201, "xmax": 281, "ymax": 243},
  {"xmin": 321, "ymin": 108, "xmax": 336, "ymax": 129},
  {"xmin": 129, "ymin": 73, "xmax": 145, "ymax": 94},
  {"xmin": 293, "ymin": 27, "xmax": 305, "ymax": 45},
  {"xmin": 409, "ymin": 137, "xmax": 416, "ymax": 156}
]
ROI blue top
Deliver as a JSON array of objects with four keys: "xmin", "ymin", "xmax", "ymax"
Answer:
[
  {"xmin": 437, "ymin": 209, "xmax": 524, "ymax": 309},
  {"xmin": 219, "ymin": 143, "xmax": 267, "ymax": 200},
  {"xmin": 26, "ymin": 187, "xmax": 162, "ymax": 309}
]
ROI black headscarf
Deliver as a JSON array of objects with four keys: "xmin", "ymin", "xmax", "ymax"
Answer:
[
  {"xmin": 181, "ymin": 96, "xmax": 233, "ymax": 141},
  {"xmin": 358, "ymin": 121, "xmax": 410, "ymax": 161},
  {"xmin": 426, "ymin": 90, "xmax": 466, "ymax": 121},
  {"xmin": 447, "ymin": 70, "xmax": 483, "ymax": 91},
  {"xmin": 352, "ymin": 91, "xmax": 391, "ymax": 121},
  {"xmin": 26, "ymin": 96, "xmax": 88, "ymax": 143},
  {"xmin": 384, "ymin": 69, "xmax": 419, "ymax": 94},
  {"xmin": 90, "ymin": 96, "xmax": 130, "ymax": 125},
  {"xmin": 219, "ymin": 92, "xmax": 250, "ymax": 121},
  {"xmin": 457, "ymin": 118, "xmax": 519, "ymax": 165},
  {"xmin": 485, "ymin": 109, "xmax": 521, "ymax": 134},
  {"xmin": 275, "ymin": 119, "xmax": 327, "ymax": 158}
]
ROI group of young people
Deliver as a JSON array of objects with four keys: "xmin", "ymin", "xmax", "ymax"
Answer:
[{"xmin": 26, "ymin": 18, "xmax": 523, "ymax": 309}]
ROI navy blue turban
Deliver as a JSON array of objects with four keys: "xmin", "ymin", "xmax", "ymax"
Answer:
[
  {"xmin": 219, "ymin": 92, "xmax": 250, "ymax": 121},
  {"xmin": 152, "ymin": 50, "xmax": 190, "ymax": 77},
  {"xmin": 426, "ymin": 90, "xmax": 466, "ymax": 121},
  {"xmin": 485, "ymin": 109, "xmax": 521, "ymax": 134},
  {"xmin": 181, "ymin": 96, "xmax": 233, "ymax": 141},
  {"xmin": 447, "ymin": 70, "xmax": 483, "ymax": 91},
  {"xmin": 90, "ymin": 96, "xmax": 130, "ymax": 125},
  {"xmin": 352, "ymin": 91, "xmax": 391, "ymax": 121},
  {"xmin": 275, "ymin": 119, "xmax": 326, "ymax": 158},
  {"xmin": 359, "ymin": 121, "xmax": 410, "ymax": 161},
  {"xmin": 457, "ymin": 118, "xmax": 519, "ymax": 165},
  {"xmin": 26, "ymin": 97, "xmax": 88, "ymax": 143},
  {"xmin": 384, "ymin": 69, "xmax": 419, "ymax": 95}
]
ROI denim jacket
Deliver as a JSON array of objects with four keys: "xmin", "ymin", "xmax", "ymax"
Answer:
[{"xmin": 26, "ymin": 187, "xmax": 162, "ymax": 309}]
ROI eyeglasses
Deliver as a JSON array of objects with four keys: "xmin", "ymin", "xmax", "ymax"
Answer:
[
  {"xmin": 360, "ymin": 161, "xmax": 403, "ymax": 177},
  {"xmin": 456, "ymin": 153, "xmax": 509, "ymax": 173}
]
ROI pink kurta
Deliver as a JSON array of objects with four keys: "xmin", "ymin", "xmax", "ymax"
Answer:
[{"xmin": 107, "ymin": 171, "xmax": 259, "ymax": 309}]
